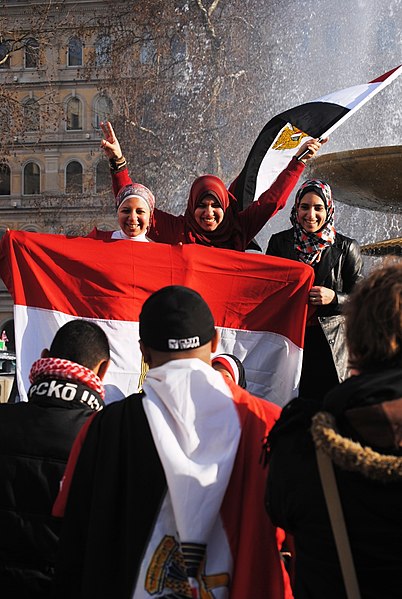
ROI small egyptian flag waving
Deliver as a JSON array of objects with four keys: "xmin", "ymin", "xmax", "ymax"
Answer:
[{"xmin": 234, "ymin": 65, "xmax": 402, "ymax": 209}]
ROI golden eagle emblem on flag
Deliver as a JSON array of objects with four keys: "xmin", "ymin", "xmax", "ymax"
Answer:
[
  {"xmin": 145, "ymin": 535, "xmax": 230, "ymax": 597},
  {"xmin": 272, "ymin": 125, "xmax": 309, "ymax": 150}
]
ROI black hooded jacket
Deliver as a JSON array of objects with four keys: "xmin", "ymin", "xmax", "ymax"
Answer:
[
  {"xmin": 265, "ymin": 369, "xmax": 402, "ymax": 599},
  {"xmin": 0, "ymin": 377, "xmax": 103, "ymax": 599}
]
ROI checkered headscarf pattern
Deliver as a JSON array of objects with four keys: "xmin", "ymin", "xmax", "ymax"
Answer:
[
  {"xmin": 290, "ymin": 179, "xmax": 336, "ymax": 265},
  {"xmin": 29, "ymin": 357, "xmax": 105, "ymax": 401}
]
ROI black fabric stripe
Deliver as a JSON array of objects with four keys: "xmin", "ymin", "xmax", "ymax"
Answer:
[
  {"xmin": 233, "ymin": 102, "xmax": 349, "ymax": 209},
  {"xmin": 279, "ymin": 101, "xmax": 349, "ymax": 139}
]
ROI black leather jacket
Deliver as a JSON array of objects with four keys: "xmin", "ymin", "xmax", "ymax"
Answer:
[
  {"xmin": 266, "ymin": 228, "xmax": 363, "ymax": 316},
  {"xmin": 266, "ymin": 229, "xmax": 363, "ymax": 381}
]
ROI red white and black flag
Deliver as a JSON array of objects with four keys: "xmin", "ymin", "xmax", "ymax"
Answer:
[
  {"xmin": 0, "ymin": 231, "xmax": 313, "ymax": 406},
  {"xmin": 233, "ymin": 65, "xmax": 402, "ymax": 208}
]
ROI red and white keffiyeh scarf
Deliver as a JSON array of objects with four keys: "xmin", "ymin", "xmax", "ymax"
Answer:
[{"xmin": 29, "ymin": 357, "xmax": 105, "ymax": 401}]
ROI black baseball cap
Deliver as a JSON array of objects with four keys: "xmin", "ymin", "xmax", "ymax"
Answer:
[{"xmin": 139, "ymin": 285, "xmax": 215, "ymax": 352}]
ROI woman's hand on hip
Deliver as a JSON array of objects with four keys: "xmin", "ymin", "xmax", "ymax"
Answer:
[{"xmin": 309, "ymin": 285, "xmax": 336, "ymax": 306}]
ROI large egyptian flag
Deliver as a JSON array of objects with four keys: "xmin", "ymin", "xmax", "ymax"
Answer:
[
  {"xmin": 0, "ymin": 230, "xmax": 314, "ymax": 405},
  {"xmin": 234, "ymin": 64, "xmax": 402, "ymax": 208}
]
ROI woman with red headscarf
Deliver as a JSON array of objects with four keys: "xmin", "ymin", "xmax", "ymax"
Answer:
[{"xmin": 95, "ymin": 121, "xmax": 324, "ymax": 251}]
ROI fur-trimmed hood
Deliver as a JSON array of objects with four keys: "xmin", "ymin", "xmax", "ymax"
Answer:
[
  {"xmin": 308, "ymin": 367, "xmax": 402, "ymax": 483},
  {"xmin": 311, "ymin": 411, "xmax": 402, "ymax": 483}
]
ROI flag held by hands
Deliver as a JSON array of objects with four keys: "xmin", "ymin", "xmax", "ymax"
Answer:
[{"xmin": 234, "ymin": 65, "xmax": 402, "ymax": 208}]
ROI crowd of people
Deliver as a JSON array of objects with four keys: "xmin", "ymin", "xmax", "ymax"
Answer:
[{"xmin": 0, "ymin": 119, "xmax": 400, "ymax": 599}]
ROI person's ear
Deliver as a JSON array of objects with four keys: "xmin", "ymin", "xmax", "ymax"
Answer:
[
  {"xmin": 211, "ymin": 329, "xmax": 220, "ymax": 353},
  {"xmin": 97, "ymin": 358, "xmax": 110, "ymax": 381},
  {"xmin": 139, "ymin": 339, "xmax": 152, "ymax": 367},
  {"xmin": 40, "ymin": 348, "xmax": 50, "ymax": 358}
]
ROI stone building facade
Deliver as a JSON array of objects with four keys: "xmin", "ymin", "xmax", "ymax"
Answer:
[{"xmin": 0, "ymin": 0, "xmax": 117, "ymax": 346}]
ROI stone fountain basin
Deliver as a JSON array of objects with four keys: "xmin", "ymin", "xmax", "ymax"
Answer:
[{"xmin": 306, "ymin": 146, "xmax": 402, "ymax": 213}]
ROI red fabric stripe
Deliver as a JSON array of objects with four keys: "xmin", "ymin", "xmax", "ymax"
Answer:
[
  {"xmin": 0, "ymin": 231, "xmax": 313, "ymax": 347},
  {"xmin": 221, "ymin": 381, "xmax": 292, "ymax": 599},
  {"xmin": 369, "ymin": 64, "xmax": 402, "ymax": 83}
]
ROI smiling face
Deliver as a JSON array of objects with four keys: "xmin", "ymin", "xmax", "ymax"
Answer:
[
  {"xmin": 117, "ymin": 196, "xmax": 151, "ymax": 238},
  {"xmin": 297, "ymin": 192, "xmax": 327, "ymax": 233},
  {"xmin": 194, "ymin": 195, "xmax": 224, "ymax": 232}
]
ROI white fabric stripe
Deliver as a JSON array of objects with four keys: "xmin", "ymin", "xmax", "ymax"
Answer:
[
  {"xmin": 14, "ymin": 306, "xmax": 302, "ymax": 406},
  {"xmin": 215, "ymin": 326, "xmax": 302, "ymax": 406},
  {"xmin": 253, "ymin": 123, "xmax": 301, "ymax": 201},
  {"xmin": 143, "ymin": 359, "xmax": 241, "ymax": 546},
  {"xmin": 13, "ymin": 305, "xmax": 142, "ymax": 404},
  {"xmin": 314, "ymin": 82, "xmax": 380, "ymax": 110}
]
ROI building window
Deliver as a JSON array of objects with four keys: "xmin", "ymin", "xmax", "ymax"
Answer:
[
  {"xmin": 140, "ymin": 33, "xmax": 156, "ymax": 65},
  {"xmin": 22, "ymin": 225, "xmax": 40, "ymax": 232},
  {"xmin": 23, "ymin": 162, "xmax": 40, "ymax": 195},
  {"xmin": 0, "ymin": 164, "xmax": 10, "ymax": 195},
  {"xmin": 170, "ymin": 34, "xmax": 186, "ymax": 61},
  {"xmin": 95, "ymin": 35, "xmax": 111, "ymax": 66},
  {"xmin": 0, "ymin": 104, "xmax": 10, "ymax": 133},
  {"xmin": 0, "ymin": 41, "xmax": 10, "ymax": 68},
  {"xmin": 68, "ymin": 37, "xmax": 83, "ymax": 67},
  {"xmin": 66, "ymin": 161, "xmax": 83, "ymax": 193},
  {"xmin": 95, "ymin": 160, "xmax": 109, "ymax": 192},
  {"xmin": 24, "ymin": 38, "xmax": 39, "ymax": 69},
  {"xmin": 66, "ymin": 97, "xmax": 83, "ymax": 130},
  {"xmin": 24, "ymin": 98, "xmax": 40, "ymax": 131},
  {"xmin": 93, "ymin": 95, "xmax": 112, "ymax": 129}
]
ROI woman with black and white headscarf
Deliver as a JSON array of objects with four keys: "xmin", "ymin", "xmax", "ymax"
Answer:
[{"xmin": 266, "ymin": 179, "xmax": 363, "ymax": 399}]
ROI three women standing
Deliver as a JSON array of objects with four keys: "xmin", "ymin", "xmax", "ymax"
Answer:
[{"xmin": 95, "ymin": 121, "xmax": 324, "ymax": 250}]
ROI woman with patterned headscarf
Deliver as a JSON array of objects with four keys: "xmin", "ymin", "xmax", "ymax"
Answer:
[{"xmin": 266, "ymin": 179, "xmax": 363, "ymax": 399}]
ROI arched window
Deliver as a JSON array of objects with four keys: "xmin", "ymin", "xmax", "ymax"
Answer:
[
  {"xmin": 66, "ymin": 97, "xmax": 82, "ymax": 130},
  {"xmin": 0, "ymin": 164, "xmax": 10, "ymax": 195},
  {"xmin": 0, "ymin": 41, "xmax": 10, "ymax": 68},
  {"xmin": 24, "ymin": 98, "xmax": 40, "ymax": 131},
  {"xmin": 66, "ymin": 161, "xmax": 83, "ymax": 193},
  {"xmin": 22, "ymin": 225, "xmax": 40, "ymax": 232},
  {"xmin": 170, "ymin": 34, "xmax": 186, "ymax": 61},
  {"xmin": 25, "ymin": 37, "xmax": 39, "ymax": 69},
  {"xmin": 140, "ymin": 33, "xmax": 156, "ymax": 65},
  {"xmin": 23, "ymin": 162, "xmax": 40, "ymax": 195},
  {"xmin": 0, "ymin": 103, "xmax": 10, "ymax": 133},
  {"xmin": 95, "ymin": 35, "xmax": 111, "ymax": 66},
  {"xmin": 93, "ymin": 95, "xmax": 112, "ymax": 129},
  {"xmin": 67, "ymin": 37, "xmax": 83, "ymax": 67},
  {"xmin": 95, "ymin": 160, "xmax": 109, "ymax": 193}
]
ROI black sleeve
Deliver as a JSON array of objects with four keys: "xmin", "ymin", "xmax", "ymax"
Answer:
[
  {"xmin": 266, "ymin": 234, "xmax": 281, "ymax": 257},
  {"xmin": 336, "ymin": 238, "xmax": 363, "ymax": 306}
]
